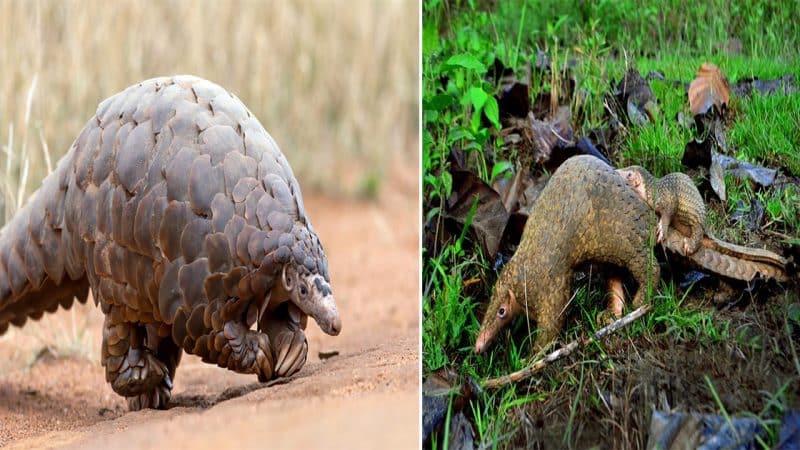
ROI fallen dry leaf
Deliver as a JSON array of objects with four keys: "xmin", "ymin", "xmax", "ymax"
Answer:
[
  {"xmin": 614, "ymin": 68, "xmax": 659, "ymax": 126},
  {"xmin": 501, "ymin": 105, "xmax": 573, "ymax": 167},
  {"xmin": 444, "ymin": 170, "xmax": 509, "ymax": 258},
  {"xmin": 731, "ymin": 74, "xmax": 798, "ymax": 97},
  {"xmin": 688, "ymin": 63, "xmax": 731, "ymax": 116}
]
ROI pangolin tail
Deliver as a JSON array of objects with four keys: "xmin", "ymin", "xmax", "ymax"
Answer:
[
  {"xmin": 0, "ymin": 161, "xmax": 90, "ymax": 335},
  {"xmin": 664, "ymin": 229, "xmax": 788, "ymax": 282}
]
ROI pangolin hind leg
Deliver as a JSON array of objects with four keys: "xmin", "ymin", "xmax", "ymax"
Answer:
[
  {"xmin": 628, "ymin": 252, "xmax": 660, "ymax": 307},
  {"xmin": 685, "ymin": 223, "xmax": 704, "ymax": 255},
  {"xmin": 260, "ymin": 303, "xmax": 308, "ymax": 379},
  {"xmin": 606, "ymin": 276, "xmax": 626, "ymax": 319},
  {"xmin": 127, "ymin": 324, "xmax": 182, "ymax": 411},
  {"xmin": 101, "ymin": 311, "xmax": 176, "ymax": 410}
]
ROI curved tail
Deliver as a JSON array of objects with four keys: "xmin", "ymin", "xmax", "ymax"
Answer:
[
  {"xmin": 664, "ymin": 229, "xmax": 788, "ymax": 282},
  {"xmin": 0, "ymin": 156, "xmax": 90, "ymax": 335}
]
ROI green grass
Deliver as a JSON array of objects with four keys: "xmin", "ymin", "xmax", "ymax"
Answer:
[{"xmin": 423, "ymin": 0, "xmax": 799, "ymax": 447}]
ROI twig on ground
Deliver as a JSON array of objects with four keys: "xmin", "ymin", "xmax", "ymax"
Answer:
[
  {"xmin": 483, "ymin": 305, "xmax": 652, "ymax": 389},
  {"xmin": 761, "ymin": 228, "xmax": 793, "ymax": 241}
]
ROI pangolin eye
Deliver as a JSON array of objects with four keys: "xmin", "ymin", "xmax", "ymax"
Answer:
[{"xmin": 299, "ymin": 284, "xmax": 308, "ymax": 296}]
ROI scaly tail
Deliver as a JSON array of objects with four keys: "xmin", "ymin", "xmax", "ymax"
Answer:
[
  {"xmin": 664, "ymin": 228, "xmax": 788, "ymax": 282},
  {"xmin": 0, "ymin": 150, "xmax": 91, "ymax": 335},
  {"xmin": 705, "ymin": 236, "xmax": 788, "ymax": 267}
]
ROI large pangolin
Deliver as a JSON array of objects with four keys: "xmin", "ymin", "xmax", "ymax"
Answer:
[{"xmin": 0, "ymin": 76, "xmax": 341, "ymax": 410}]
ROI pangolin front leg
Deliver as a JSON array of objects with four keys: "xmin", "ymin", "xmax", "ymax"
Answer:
[
  {"xmin": 261, "ymin": 303, "xmax": 308, "ymax": 378},
  {"xmin": 173, "ymin": 299, "xmax": 275, "ymax": 382},
  {"xmin": 101, "ymin": 310, "xmax": 178, "ymax": 410}
]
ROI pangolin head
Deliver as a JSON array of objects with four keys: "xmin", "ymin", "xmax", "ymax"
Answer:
[
  {"xmin": 474, "ymin": 273, "xmax": 523, "ymax": 354},
  {"xmin": 280, "ymin": 259, "xmax": 340, "ymax": 336},
  {"xmin": 617, "ymin": 165, "xmax": 655, "ymax": 206},
  {"xmin": 264, "ymin": 225, "xmax": 341, "ymax": 337}
]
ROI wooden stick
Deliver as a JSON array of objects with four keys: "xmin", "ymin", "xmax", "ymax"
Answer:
[{"xmin": 482, "ymin": 305, "xmax": 652, "ymax": 389}]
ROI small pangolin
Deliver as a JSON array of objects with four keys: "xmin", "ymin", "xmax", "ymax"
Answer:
[
  {"xmin": 616, "ymin": 165, "xmax": 704, "ymax": 255},
  {"xmin": 474, "ymin": 155, "xmax": 660, "ymax": 355},
  {"xmin": 0, "ymin": 76, "xmax": 341, "ymax": 410},
  {"xmin": 618, "ymin": 165, "xmax": 788, "ymax": 282}
]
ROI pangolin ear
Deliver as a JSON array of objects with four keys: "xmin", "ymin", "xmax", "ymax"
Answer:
[
  {"xmin": 507, "ymin": 288, "xmax": 516, "ymax": 306},
  {"xmin": 282, "ymin": 265, "xmax": 294, "ymax": 292}
]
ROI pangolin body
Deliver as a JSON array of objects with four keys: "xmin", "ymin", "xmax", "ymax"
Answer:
[
  {"xmin": 474, "ymin": 155, "xmax": 660, "ymax": 354},
  {"xmin": 0, "ymin": 76, "xmax": 341, "ymax": 410},
  {"xmin": 618, "ymin": 165, "xmax": 787, "ymax": 281}
]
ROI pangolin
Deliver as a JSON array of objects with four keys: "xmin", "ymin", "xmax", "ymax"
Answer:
[
  {"xmin": 0, "ymin": 76, "xmax": 341, "ymax": 410},
  {"xmin": 617, "ymin": 165, "xmax": 705, "ymax": 255},
  {"xmin": 618, "ymin": 165, "xmax": 788, "ymax": 282},
  {"xmin": 474, "ymin": 155, "xmax": 660, "ymax": 355}
]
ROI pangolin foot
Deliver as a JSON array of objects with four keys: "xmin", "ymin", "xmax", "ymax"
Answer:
[
  {"xmin": 594, "ymin": 309, "xmax": 617, "ymax": 327},
  {"xmin": 109, "ymin": 348, "xmax": 171, "ymax": 409},
  {"xmin": 127, "ymin": 375, "xmax": 172, "ymax": 410},
  {"xmin": 220, "ymin": 321, "xmax": 275, "ymax": 382},
  {"xmin": 682, "ymin": 238, "xmax": 694, "ymax": 256},
  {"xmin": 656, "ymin": 221, "xmax": 664, "ymax": 244},
  {"xmin": 265, "ymin": 320, "xmax": 308, "ymax": 379}
]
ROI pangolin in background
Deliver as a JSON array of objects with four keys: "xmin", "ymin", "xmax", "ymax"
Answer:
[
  {"xmin": 618, "ymin": 165, "xmax": 788, "ymax": 282},
  {"xmin": 0, "ymin": 76, "xmax": 341, "ymax": 410},
  {"xmin": 474, "ymin": 155, "xmax": 660, "ymax": 355}
]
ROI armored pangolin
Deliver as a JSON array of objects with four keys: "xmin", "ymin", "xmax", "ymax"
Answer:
[
  {"xmin": 474, "ymin": 155, "xmax": 660, "ymax": 355},
  {"xmin": 618, "ymin": 165, "xmax": 788, "ymax": 281},
  {"xmin": 0, "ymin": 76, "xmax": 341, "ymax": 410},
  {"xmin": 617, "ymin": 166, "xmax": 704, "ymax": 255}
]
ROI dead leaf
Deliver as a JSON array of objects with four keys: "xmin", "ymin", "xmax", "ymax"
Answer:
[
  {"xmin": 422, "ymin": 369, "xmax": 478, "ymax": 446},
  {"xmin": 709, "ymin": 151, "xmax": 727, "ymax": 201},
  {"xmin": 682, "ymin": 137, "xmax": 712, "ymax": 168},
  {"xmin": 422, "ymin": 372, "xmax": 455, "ymax": 444},
  {"xmin": 613, "ymin": 69, "xmax": 659, "ymax": 126},
  {"xmin": 707, "ymin": 151, "xmax": 777, "ymax": 201},
  {"xmin": 501, "ymin": 106, "xmax": 573, "ymax": 167},
  {"xmin": 730, "ymin": 197, "xmax": 765, "ymax": 231},
  {"xmin": 447, "ymin": 413, "xmax": 475, "ymax": 450},
  {"xmin": 444, "ymin": 170, "xmax": 509, "ymax": 258},
  {"xmin": 498, "ymin": 82, "xmax": 530, "ymax": 119},
  {"xmin": 688, "ymin": 63, "xmax": 731, "ymax": 116},
  {"xmin": 715, "ymin": 153, "xmax": 777, "ymax": 187},
  {"xmin": 575, "ymin": 137, "xmax": 612, "ymax": 167},
  {"xmin": 490, "ymin": 58, "xmax": 532, "ymax": 121},
  {"xmin": 492, "ymin": 166, "xmax": 524, "ymax": 213},
  {"xmin": 732, "ymin": 74, "xmax": 797, "ymax": 97}
]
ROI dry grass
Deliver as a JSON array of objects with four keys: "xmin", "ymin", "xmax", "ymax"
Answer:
[
  {"xmin": 0, "ymin": 0, "xmax": 419, "ymax": 224},
  {"xmin": 0, "ymin": 0, "xmax": 419, "ymax": 365}
]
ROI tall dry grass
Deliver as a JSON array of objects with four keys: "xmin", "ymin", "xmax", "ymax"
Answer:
[{"xmin": 0, "ymin": 0, "xmax": 419, "ymax": 225}]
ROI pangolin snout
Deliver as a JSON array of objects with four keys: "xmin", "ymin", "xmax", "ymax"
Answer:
[
  {"xmin": 329, "ymin": 314, "xmax": 342, "ymax": 336},
  {"xmin": 474, "ymin": 330, "xmax": 490, "ymax": 354},
  {"xmin": 315, "ymin": 294, "xmax": 341, "ymax": 336},
  {"xmin": 294, "ymin": 273, "xmax": 341, "ymax": 336}
]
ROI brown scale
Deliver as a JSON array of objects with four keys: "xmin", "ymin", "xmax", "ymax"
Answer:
[
  {"xmin": 474, "ymin": 155, "xmax": 660, "ymax": 356},
  {"xmin": 0, "ymin": 76, "xmax": 339, "ymax": 411}
]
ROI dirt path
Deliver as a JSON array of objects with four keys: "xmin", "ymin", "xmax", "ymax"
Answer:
[{"xmin": 0, "ymin": 164, "xmax": 420, "ymax": 448}]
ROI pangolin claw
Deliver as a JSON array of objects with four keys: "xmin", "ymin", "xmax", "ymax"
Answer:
[
  {"xmin": 274, "ymin": 332, "xmax": 307, "ymax": 378},
  {"xmin": 111, "ymin": 350, "xmax": 168, "ymax": 397}
]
